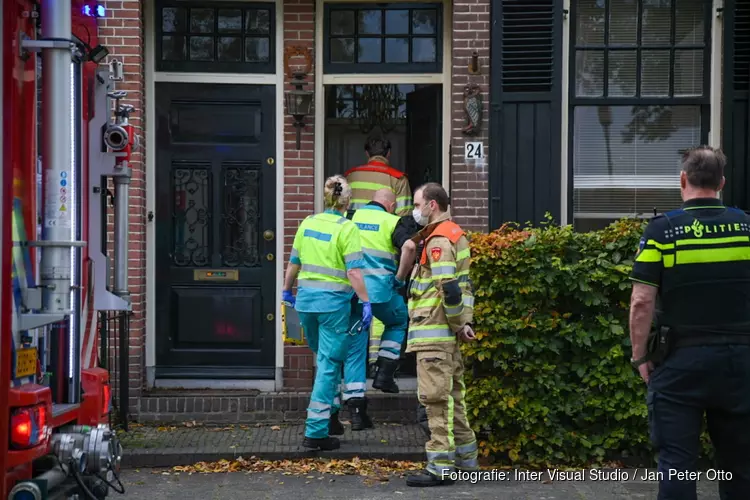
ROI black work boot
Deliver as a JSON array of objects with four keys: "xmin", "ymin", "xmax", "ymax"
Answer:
[
  {"xmin": 328, "ymin": 411, "xmax": 345, "ymax": 436},
  {"xmin": 302, "ymin": 436, "xmax": 341, "ymax": 450},
  {"xmin": 348, "ymin": 398, "xmax": 374, "ymax": 431},
  {"xmin": 406, "ymin": 469, "xmax": 455, "ymax": 487},
  {"xmin": 372, "ymin": 357, "xmax": 400, "ymax": 393}
]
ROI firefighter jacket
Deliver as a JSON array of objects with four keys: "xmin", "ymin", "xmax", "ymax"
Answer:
[
  {"xmin": 405, "ymin": 214, "xmax": 474, "ymax": 353},
  {"xmin": 290, "ymin": 209, "xmax": 365, "ymax": 314},
  {"xmin": 344, "ymin": 156, "xmax": 413, "ymax": 216},
  {"xmin": 351, "ymin": 203, "xmax": 401, "ymax": 305}
]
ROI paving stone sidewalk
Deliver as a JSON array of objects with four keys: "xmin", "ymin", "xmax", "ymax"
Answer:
[{"xmin": 119, "ymin": 423, "xmax": 427, "ymax": 468}]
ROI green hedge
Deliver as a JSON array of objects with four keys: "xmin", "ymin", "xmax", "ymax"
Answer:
[{"xmin": 462, "ymin": 216, "xmax": 657, "ymax": 466}]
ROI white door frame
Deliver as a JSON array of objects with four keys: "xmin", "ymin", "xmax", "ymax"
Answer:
[
  {"xmin": 313, "ymin": 0, "xmax": 453, "ymax": 212},
  {"xmin": 144, "ymin": 0, "xmax": 285, "ymax": 390}
]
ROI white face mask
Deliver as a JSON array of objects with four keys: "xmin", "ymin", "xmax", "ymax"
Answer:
[{"xmin": 413, "ymin": 204, "xmax": 430, "ymax": 225}]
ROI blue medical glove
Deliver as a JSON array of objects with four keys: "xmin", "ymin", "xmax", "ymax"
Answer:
[
  {"xmin": 282, "ymin": 290, "xmax": 296, "ymax": 308},
  {"xmin": 393, "ymin": 276, "xmax": 405, "ymax": 289},
  {"xmin": 361, "ymin": 302, "xmax": 373, "ymax": 330}
]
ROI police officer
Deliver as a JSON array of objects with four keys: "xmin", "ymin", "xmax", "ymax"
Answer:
[
  {"xmin": 350, "ymin": 189, "xmax": 416, "ymax": 403},
  {"xmin": 345, "ymin": 136, "xmax": 413, "ymax": 216},
  {"xmin": 404, "ymin": 183, "xmax": 479, "ymax": 487},
  {"xmin": 281, "ymin": 175, "xmax": 373, "ymax": 451},
  {"xmin": 629, "ymin": 146, "xmax": 750, "ymax": 499}
]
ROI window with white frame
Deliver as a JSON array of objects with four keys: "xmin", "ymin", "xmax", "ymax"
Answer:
[{"xmin": 570, "ymin": 0, "xmax": 710, "ymax": 231}]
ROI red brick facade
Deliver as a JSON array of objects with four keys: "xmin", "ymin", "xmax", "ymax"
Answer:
[
  {"xmin": 450, "ymin": 0, "xmax": 490, "ymax": 232},
  {"xmin": 100, "ymin": 0, "xmax": 491, "ymax": 401}
]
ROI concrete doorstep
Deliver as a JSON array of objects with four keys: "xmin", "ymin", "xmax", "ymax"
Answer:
[{"xmin": 119, "ymin": 422, "xmax": 428, "ymax": 468}]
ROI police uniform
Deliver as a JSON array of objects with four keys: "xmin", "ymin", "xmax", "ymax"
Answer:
[
  {"xmin": 406, "ymin": 213, "xmax": 478, "ymax": 485},
  {"xmin": 351, "ymin": 202, "xmax": 409, "ymax": 395},
  {"xmin": 630, "ymin": 197, "xmax": 750, "ymax": 499},
  {"xmin": 291, "ymin": 209, "xmax": 367, "ymax": 442},
  {"xmin": 344, "ymin": 156, "xmax": 413, "ymax": 216}
]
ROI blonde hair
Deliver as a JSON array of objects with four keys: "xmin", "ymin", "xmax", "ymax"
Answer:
[{"xmin": 324, "ymin": 175, "xmax": 352, "ymax": 211}]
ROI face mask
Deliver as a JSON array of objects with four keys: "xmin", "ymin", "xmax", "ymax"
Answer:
[{"xmin": 413, "ymin": 203, "xmax": 431, "ymax": 225}]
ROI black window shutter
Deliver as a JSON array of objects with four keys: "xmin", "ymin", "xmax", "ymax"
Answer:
[
  {"xmin": 500, "ymin": 0, "xmax": 555, "ymax": 94},
  {"xmin": 735, "ymin": 0, "xmax": 750, "ymax": 92}
]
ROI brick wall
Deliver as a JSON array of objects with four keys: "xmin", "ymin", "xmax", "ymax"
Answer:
[
  {"xmin": 450, "ymin": 0, "xmax": 491, "ymax": 232},
  {"xmin": 98, "ymin": 0, "xmax": 146, "ymax": 414},
  {"xmin": 282, "ymin": 0, "xmax": 316, "ymax": 388}
]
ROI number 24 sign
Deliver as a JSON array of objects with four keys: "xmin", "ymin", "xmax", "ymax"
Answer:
[{"xmin": 464, "ymin": 142, "xmax": 484, "ymax": 159}]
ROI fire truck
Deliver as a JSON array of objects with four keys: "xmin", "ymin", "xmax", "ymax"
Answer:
[{"xmin": 2, "ymin": 0, "xmax": 133, "ymax": 498}]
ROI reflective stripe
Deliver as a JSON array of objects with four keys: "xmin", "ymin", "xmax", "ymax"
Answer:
[
  {"xmin": 361, "ymin": 268, "xmax": 392, "ymax": 276},
  {"xmin": 333, "ymin": 396, "xmax": 341, "ymax": 406},
  {"xmin": 342, "ymin": 393, "xmax": 364, "ymax": 401},
  {"xmin": 380, "ymin": 340, "xmax": 401, "ymax": 350},
  {"xmin": 301, "ymin": 264, "xmax": 347, "ymax": 279},
  {"xmin": 362, "ymin": 247, "xmax": 397, "ymax": 260},
  {"xmin": 344, "ymin": 382, "xmax": 367, "ymax": 391},
  {"xmin": 378, "ymin": 350, "xmax": 400, "ymax": 359},
  {"xmin": 636, "ymin": 248, "xmax": 662, "ymax": 263},
  {"xmin": 426, "ymin": 462, "xmax": 454, "ymax": 477},
  {"xmin": 337, "ymin": 217, "xmax": 348, "ymax": 224},
  {"xmin": 408, "ymin": 327, "xmax": 453, "ymax": 339},
  {"xmin": 676, "ymin": 236, "xmax": 750, "ymax": 246},
  {"xmin": 308, "ymin": 401, "xmax": 330, "ymax": 410},
  {"xmin": 291, "ymin": 248, "xmax": 299, "ymax": 260},
  {"xmin": 456, "ymin": 248, "xmax": 471, "ymax": 261},
  {"xmin": 298, "ymin": 279, "xmax": 353, "ymax": 292},
  {"xmin": 426, "ymin": 451, "xmax": 456, "ymax": 462},
  {"xmin": 463, "ymin": 295, "xmax": 474, "ymax": 308},
  {"xmin": 431, "ymin": 264, "xmax": 456, "ymax": 276},
  {"xmin": 307, "ymin": 409, "xmax": 331, "ymax": 419},
  {"xmin": 676, "ymin": 246, "xmax": 750, "ymax": 265},
  {"xmin": 445, "ymin": 303, "xmax": 463, "ymax": 316},
  {"xmin": 456, "ymin": 441, "xmax": 478, "ymax": 455},
  {"xmin": 344, "ymin": 251, "xmax": 364, "ymax": 263}
]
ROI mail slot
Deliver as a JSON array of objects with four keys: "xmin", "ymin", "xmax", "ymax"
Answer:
[{"xmin": 193, "ymin": 269, "xmax": 239, "ymax": 282}]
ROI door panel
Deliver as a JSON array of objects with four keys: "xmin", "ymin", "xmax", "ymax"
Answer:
[
  {"xmin": 155, "ymin": 83, "xmax": 276, "ymax": 379},
  {"xmin": 406, "ymin": 85, "xmax": 442, "ymax": 192}
]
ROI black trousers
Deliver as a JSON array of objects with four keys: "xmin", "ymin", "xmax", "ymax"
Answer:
[{"xmin": 648, "ymin": 344, "xmax": 750, "ymax": 500}]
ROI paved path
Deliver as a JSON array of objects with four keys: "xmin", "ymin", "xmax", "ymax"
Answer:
[
  {"xmin": 117, "ymin": 468, "xmax": 722, "ymax": 499},
  {"xmin": 120, "ymin": 423, "xmax": 427, "ymax": 467}
]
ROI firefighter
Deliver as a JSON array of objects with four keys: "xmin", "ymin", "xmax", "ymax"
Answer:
[
  {"xmin": 281, "ymin": 175, "xmax": 373, "ymax": 451},
  {"xmin": 629, "ymin": 146, "xmax": 750, "ymax": 499},
  {"xmin": 405, "ymin": 182, "xmax": 479, "ymax": 487},
  {"xmin": 350, "ymin": 189, "xmax": 417, "ymax": 403},
  {"xmin": 345, "ymin": 137, "xmax": 414, "ymax": 379},
  {"xmin": 345, "ymin": 136, "xmax": 413, "ymax": 216}
]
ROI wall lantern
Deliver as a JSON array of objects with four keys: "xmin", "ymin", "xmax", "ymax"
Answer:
[{"xmin": 285, "ymin": 73, "xmax": 313, "ymax": 150}]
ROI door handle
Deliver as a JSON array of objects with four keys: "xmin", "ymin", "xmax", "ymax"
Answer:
[
  {"xmin": 263, "ymin": 230, "xmax": 275, "ymax": 241},
  {"xmin": 266, "ymin": 253, "xmax": 274, "ymax": 261},
  {"xmin": 266, "ymin": 313, "xmax": 274, "ymax": 321}
]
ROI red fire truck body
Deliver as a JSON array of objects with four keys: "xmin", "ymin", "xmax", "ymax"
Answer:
[{"xmin": 2, "ymin": 1, "xmax": 130, "ymax": 498}]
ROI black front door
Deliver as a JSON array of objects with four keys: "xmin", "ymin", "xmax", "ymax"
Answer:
[
  {"xmin": 154, "ymin": 82, "xmax": 276, "ymax": 379},
  {"xmin": 406, "ymin": 85, "xmax": 442, "ymax": 192}
]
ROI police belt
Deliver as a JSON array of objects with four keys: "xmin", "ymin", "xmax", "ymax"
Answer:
[{"xmin": 671, "ymin": 326, "xmax": 750, "ymax": 348}]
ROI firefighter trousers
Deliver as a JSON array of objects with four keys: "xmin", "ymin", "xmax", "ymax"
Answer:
[
  {"xmin": 299, "ymin": 307, "xmax": 356, "ymax": 439},
  {"xmin": 416, "ymin": 348, "xmax": 479, "ymax": 477}
]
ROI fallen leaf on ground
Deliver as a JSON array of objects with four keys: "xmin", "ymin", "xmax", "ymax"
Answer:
[
  {"xmin": 270, "ymin": 425, "xmax": 281, "ymax": 431},
  {"xmin": 171, "ymin": 457, "xmax": 424, "ymax": 479},
  {"xmin": 156, "ymin": 426, "xmax": 178, "ymax": 432}
]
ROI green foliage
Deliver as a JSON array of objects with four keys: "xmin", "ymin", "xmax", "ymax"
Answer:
[{"xmin": 462, "ymin": 214, "xmax": 666, "ymax": 466}]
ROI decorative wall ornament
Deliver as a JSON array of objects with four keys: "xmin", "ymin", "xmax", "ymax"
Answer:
[
  {"xmin": 283, "ymin": 45, "xmax": 313, "ymax": 80},
  {"xmin": 462, "ymin": 83, "xmax": 483, "ymax": 136}
]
